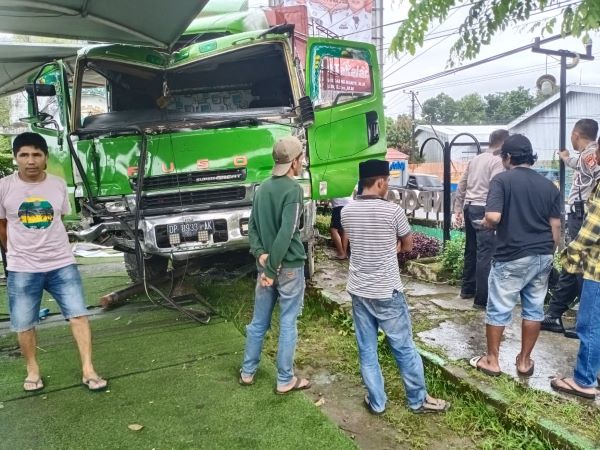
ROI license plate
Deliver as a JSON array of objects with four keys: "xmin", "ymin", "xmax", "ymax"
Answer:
[{"xmin": 167, "ymin": 220, "xmax": 213, "ymax": 238}]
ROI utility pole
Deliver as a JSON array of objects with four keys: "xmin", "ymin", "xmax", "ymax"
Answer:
[
  {"xmin": 532, "ymin": 38, "xmax": 594, "ymax": 239},
  {"xmin": 405, "ymin": 90, "xmax": 418, "ymax": 159}
]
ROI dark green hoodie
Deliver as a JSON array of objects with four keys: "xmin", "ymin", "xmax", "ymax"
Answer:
[{"xmin": 248, "ymin": 175, "xmax": 306, "ymax": 278}]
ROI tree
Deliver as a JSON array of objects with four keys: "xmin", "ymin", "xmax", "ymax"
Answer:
[
  {"xmin": 456, "ymin": 93, "xmax": 486, "ymax": 124},
  {"xmin": 485, "ymin": 87, "xmax": 537, "ymax": 123},
  {"xmin": 390, "ymin": 1, "xmax": 599, "ymax": 62},
  {"xmin": 421, "ymin": 93, "xmax": 457, "ymax": 124},
  {"xmin": 0, "ymin": 97, "xmax": 15, "ymax": 177}
]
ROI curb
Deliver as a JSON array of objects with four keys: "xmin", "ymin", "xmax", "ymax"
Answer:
[{"xmin": 312, "ymin": 286, "xmax": 597, "ymax": 450}]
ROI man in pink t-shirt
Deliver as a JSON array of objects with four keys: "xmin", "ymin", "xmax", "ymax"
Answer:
[{"xmin": 0, "ymin": 132, "xmax": 107, "ymax": 392}]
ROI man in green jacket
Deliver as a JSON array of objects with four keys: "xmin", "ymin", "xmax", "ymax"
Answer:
[{"xmin": 239, "ymin": 135, "xmax": 311, "ymax": 394}]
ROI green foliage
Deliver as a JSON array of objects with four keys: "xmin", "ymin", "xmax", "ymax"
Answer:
[
  {"xmin": 390, "ymin": 0, "xmax": 600, "ymax": 63},
  {"xmin": 0, "ymin": 97, "xmax": 14, "ymax": 177},
  {"xmin": 440, "ymin": 235, "xmax": 465, "ymax": 283},
  {"xmin": 315, "ymin": 213, "xmax": 331, "ymax": 237},
  {"xmin": 386, "ymin": 114, "xmax": 421, "ymax": 161},
  {"xmin": 422, "ymin": 87, "xmax": 542, "ymax": 125}
]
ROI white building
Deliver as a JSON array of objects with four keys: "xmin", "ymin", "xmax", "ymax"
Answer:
[
  {"xmin": 414, "ymin": 125, "xmax": 506, "ymax": 163},
  {"xmin": 508, "ymin": 85, "xmax": 600, "ymax": 162}
]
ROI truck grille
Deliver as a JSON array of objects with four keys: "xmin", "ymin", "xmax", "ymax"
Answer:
[
  {"xmin": 140, "ymin": 186, "xmax": 247, "ymax": 210},
  {"xmin": 132, "ymin": 169, "xmax": 247, "ymax": 191}
]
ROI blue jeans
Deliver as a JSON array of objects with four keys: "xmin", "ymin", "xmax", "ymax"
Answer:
[
  {"xmin": 8, "ymin": 264, "xmax": 89, "ymax": 332},
  {"xmin": 486, "ymin": 255, "xmax": 553, "ymax": 326},
  {"xmin": 573, "ymin": 279, "xmax": 600, "ymax": 388},
  {"xmin": 351, "ymin": 291, "xmax": 427, "ymax": 412},
  {"xmin": 241, "ymin": 266, "xmax": 305, "ymax": 387}
]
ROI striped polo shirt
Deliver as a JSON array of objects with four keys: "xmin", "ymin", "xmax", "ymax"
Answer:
[{"xmin": 341, "ymin": 196, "xmax": 411, "ymax": 299}]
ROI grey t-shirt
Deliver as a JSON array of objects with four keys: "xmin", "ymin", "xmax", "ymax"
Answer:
[
  {"xmin": 0, "ymin": 173, "xmax": 75, "ymax": 272},
  {"xmin": 486, "ymin": 167, "xmax": 561, "ymax": 262}
]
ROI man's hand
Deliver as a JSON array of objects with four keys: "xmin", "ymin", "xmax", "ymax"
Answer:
[
  {"xmin": 260, "ymin": 272, "xmax": 274, "ymax": 287},
  {"xmin": 558, "ymin": 149, "xmax": 570, "ymax": 161},
  {"xmin": 453, "ymin": 212, "xmax": 464, "ymax": 228},
  {"xmin": 258, "ymin": 253, "xmax": 268, "ymax": 268}
]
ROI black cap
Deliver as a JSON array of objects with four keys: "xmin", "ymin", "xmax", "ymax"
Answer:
[
  {"xmin": 359, "ymin": 159, "xmax": 389, "ymax": 179},
  {"xmin": 501, "ymin": 134, "xmax": 533, "ymax": 156}
]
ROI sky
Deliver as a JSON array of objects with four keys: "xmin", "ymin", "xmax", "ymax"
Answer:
[{"xmin": 249, "ymin": 0, "xmax": 600, "ymax": 119}]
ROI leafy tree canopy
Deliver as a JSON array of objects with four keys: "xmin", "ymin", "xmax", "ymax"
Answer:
[{"xmin": 390, "ymin": 0, "xmax": 599, "ymax": 62}]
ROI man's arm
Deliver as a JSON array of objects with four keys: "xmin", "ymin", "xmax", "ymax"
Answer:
[
  {"xmin": 453, "ymin": 163, "xmax": 469, "ymax": 216},
  {"xmin": 248, "ymin": 212, "xmax": 266, "ymax": 260},
  {"xmin": 0, "ymin": 219, "xmax": 7, "ymax": 250},
  {"xmin": 559, "ymin": 150, "xmax": 578, "ymax": 169},
  {"xmin": 395, "ymin": 207, "xmax": 413, "ymax": 253},
  {"xmin": 483, "ymin": 176, "xmax": 504, "ymax": 228},
  {"xmin": 397, "ymin": 233, "xmax": 413, "ymax": 253},
  {"xmin": 264, "ymin": 200, "xmax": 302, "ymax": 279},
  {"xmin": 550, "ymin": 217, "xmax": 561, "ymax": 251}
]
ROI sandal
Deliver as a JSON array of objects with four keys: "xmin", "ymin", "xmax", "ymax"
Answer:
[
  {"xmin": 469, "ymin": 355, "xmax": 501, "ymax": 377},
  {"xmin": 82, "ymin": 377, "xmax": 108, "ymax": 392},
  {"xmin": 516, "ymin": 355, "xmax": 534, "ymax": 377},
  {"xmin": 413, "ymin": 396, "xmax": 451, "ymax": 414},
  {"xmin": 551, "ymin": 377, "xmax": 596, "ymax": 400},
  {"xmin": 239, "ymin": 370, "xmax": 254, "ymax": 386},
  {"xmin": 23, "ymin": 378, "xmax": 44, "ymax": 392},
  {"xmin": 275, "ymin": 376, "xmax": 311, "ymax": 395}
]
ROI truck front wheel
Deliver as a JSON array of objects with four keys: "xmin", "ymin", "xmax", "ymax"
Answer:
[{"xmin": 124, "ymin": 252, "xmax": 168, "ymax": 283}]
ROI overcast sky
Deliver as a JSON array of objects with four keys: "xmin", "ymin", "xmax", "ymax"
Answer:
[{"xmin": 250, "ymin": 0, "xmax": 600, "ymax": 119}]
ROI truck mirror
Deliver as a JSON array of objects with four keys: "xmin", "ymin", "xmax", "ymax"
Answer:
[
  {"xmin": 25, "ymin": 83, "xmax": 56, "ymax": 97},
  {"xmin": 298, "ymin": 96, "xmax": 314, "ymax": 127}
]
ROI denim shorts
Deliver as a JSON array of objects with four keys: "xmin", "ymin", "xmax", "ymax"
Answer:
[
  {"xmin": 8, "ymin": 264, "xmax": 90, "ymax": 332},
  {"xmin": 486, "ymin": 254, "xmax": 553, "ymax": 326}
]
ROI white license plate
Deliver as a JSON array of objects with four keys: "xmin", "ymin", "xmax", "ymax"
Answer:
[{"xmin": 167, "ymin": 220, "xmax": 213, "ymax": 238}]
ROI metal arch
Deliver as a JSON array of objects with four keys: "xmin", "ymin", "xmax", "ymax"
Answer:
[
  {"xmin": 449, "ymin": 132, "xmax": 482, "ymax": 154},
  {"xmin": 418, "ymin": 136, "xmax": 445, "ymax": 160}
]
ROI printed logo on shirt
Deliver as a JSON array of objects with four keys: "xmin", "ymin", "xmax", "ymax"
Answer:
[
  {"xmin": 584, "ymin": 153, "xmax": 597, "ymax": 169},
  {"xmin": 18, "ymin": 196, "xmax": 54, "ymax": 229}
]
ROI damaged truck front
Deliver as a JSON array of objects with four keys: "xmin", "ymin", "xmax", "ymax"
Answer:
[{"xmin": 23, "ymin": 28, "xmax": 385, "ymax": 281}]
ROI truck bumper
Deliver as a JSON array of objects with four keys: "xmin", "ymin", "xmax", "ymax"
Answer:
[{"xmin": 74, "ymin": 201, "xmax": 316, "ymax": 260}]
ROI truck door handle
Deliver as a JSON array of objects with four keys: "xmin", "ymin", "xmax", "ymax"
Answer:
[{"xmin": 366, "ymin": 111, "xmax": 379, "ymax": 146}]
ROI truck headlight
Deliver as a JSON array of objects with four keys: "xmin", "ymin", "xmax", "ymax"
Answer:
[{"xmin": 105, "ymin": 201, "xmax": 127, "ymax": 213}]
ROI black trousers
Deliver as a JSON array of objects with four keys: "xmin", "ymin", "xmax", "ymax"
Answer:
[
  {"xmin": 461, "ymin": 204, "xmax": 496, "ymax": 306},
  {"xmin": 547, "ymin": 213, "xmax": 584, "ymax": 317}
]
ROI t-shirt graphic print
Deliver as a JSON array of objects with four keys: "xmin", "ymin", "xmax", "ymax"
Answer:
[{"xmin": 18, "ymin": 196, "xmax": 55, "ymax": 229}]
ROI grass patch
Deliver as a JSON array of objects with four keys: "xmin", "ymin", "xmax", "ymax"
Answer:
[{"xmin": 198, "ymin": 276, "xmax": 560, "ymax": 449}]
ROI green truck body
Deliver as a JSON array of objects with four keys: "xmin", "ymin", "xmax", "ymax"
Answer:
[{"xmin": 24, "ymin": 25, "xmax": 385, "ymax": 279}]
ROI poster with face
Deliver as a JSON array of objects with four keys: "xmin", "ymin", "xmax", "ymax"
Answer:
[{"xmin": 281, "ymin": 0, "xmax": 373, "ymax": 43}]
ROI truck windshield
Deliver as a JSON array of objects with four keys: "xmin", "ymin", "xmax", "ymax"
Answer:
[{"xmin": 78, "ymin": 42, "xmax": 294, "ymax": 131}]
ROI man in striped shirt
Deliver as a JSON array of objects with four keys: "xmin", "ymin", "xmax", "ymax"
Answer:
[{"xmin": 341, "ymin": 159, "xmax": 449, "ymax": 414}]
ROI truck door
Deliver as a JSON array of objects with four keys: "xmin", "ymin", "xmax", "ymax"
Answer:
[
  {"xmin": 26, "ymin": 61, "xmax": 78, "ymax": 219},
  {"xmin": 305, "ymin": 38, "xmax": 386, "ymax": 200}
]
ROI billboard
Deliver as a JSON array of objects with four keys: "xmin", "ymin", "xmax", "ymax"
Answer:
[{"xmin": 281, "ymin": 0, "xmax": 373, "ymax": 43}]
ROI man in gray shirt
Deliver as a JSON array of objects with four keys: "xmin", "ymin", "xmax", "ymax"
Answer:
[
  {"xmin": 542, "ymin": 119, "xmax": 600, "ymax": 334},
  {"xmin": 454, "ymin": 129, "xmax": 509, "ymax": 308}
]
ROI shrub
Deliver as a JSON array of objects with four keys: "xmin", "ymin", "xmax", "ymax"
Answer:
[
  {"xmin": 315, "ymin": 213, "xmax": 331, "ymax": 237},
  {"xmin": 398, "ymin": 232, "xmax": 441, "ymax": 266},
  {"xmin": 440, "ymin": 235, "xmax": 466, "ymax": 283}
]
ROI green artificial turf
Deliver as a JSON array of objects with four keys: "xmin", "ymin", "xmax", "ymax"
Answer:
[{"xmin": 0, "ymin": 307, "xmax": 356, "ymax": 450}]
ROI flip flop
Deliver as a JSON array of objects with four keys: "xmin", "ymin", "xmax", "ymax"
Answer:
[
  {"xmin": 413, "ymin": 396, "xmax": 451, "ymax": 414},
  {"xmin": 23, "ymin": 378, "xmax": 44, "ymax": 392},
  {"xmin": 469, "ymin": 355, "xmax": 501, "ymax": 377},
  {"xmin": 328, "ymin": 255, "xmax": 347, "ymax": 261},
  {"xmin": 275, "ymin": 377, "xmax": 311, "ymax": 395},
  {"xmin": 550, "ymin": 377, "xmax": 596, "ymax": 400},
  {"xmin": 82, "ymin": 377, "xmax": 108, "ymax": 392},
  {"xmin": 239, "ymin": 371, "xmax": 254, "ymax": 386},
  {"xmin": 516, "ymin": 355, "xmax": 534, "ymax": 377}
]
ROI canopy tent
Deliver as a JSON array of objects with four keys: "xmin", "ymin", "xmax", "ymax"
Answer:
[
  {"xmin": 0, "ymin": 42, "xmax": 81, "ymax": 96},
  {"xmin": 0, "ymin": 0, "xmax": 209, "ymax": 48}
]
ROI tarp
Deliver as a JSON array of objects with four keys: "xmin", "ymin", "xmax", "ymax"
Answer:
[
  {"xmin": 0, "ymin": 0, "xmax": 209, "ymax": 48},
  {"xmin": 0, "ymin": 42, "xmax": 80, "ymax": 96}
]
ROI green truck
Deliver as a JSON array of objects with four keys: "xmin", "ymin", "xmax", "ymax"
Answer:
[{"xmin": 19, "ymin": 20, "xmax": 385, "ymax": 281}]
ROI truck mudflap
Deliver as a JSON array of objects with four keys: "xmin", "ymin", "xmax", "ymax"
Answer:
[{"xmin": 74, "ymin": 200, "xmax": 316, "ymax": 259}]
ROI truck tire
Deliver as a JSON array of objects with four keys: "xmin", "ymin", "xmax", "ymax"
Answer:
[
  {"xmin": 304, "ymin": 241, "xmax": 315, "ymax": 280},
  {"xmin": 124, "ymin": 252, "xmax": 168, "ymax": 283}
]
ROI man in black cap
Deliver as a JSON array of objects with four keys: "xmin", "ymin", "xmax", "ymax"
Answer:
[
  {"xmin": 341, "ymin": 159, "xmax": 450, "ymax": 414},
  {"xmin": 470, "ymin": 135, "xmax": 561, "ymax": 378}
]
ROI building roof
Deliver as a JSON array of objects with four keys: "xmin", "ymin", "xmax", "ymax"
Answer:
[
  {"xmin": 507, "ymin": 85, "xmax": 600, "ymax": 129},
  {"xmin": 415, "ymin": 125, "xmax": 505, "ymax": 144},
  {"xmin": 386, "ymin": 148, "xmax": 408, "ymax": 160}
]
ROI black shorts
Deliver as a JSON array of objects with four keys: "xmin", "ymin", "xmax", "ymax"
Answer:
[{"xmin": 331, "ymin": 206, "xmax": 344, "ymax": 231}]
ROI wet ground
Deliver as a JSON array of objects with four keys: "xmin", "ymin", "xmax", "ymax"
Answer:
[{"xmin": 313, "ymin": 245, "xmax": 587, "ymax": 400}]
